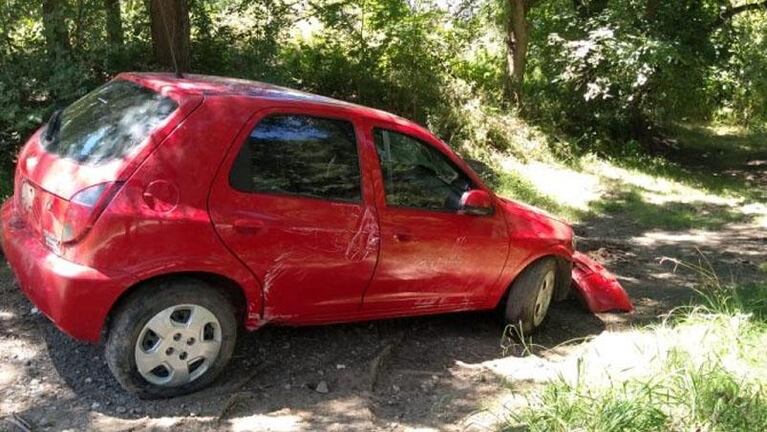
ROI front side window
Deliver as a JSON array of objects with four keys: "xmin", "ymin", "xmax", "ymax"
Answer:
[
  {"xmin": 374, "ymin": 129, "xmax": 471, "ymax": 211},
  {"xmin": 43, "ymin": 80, "xmax": 178, "ymax": 165},
  {"xmin": 229, "ymin": 115, "xmax": 361, "ymax": 202}
]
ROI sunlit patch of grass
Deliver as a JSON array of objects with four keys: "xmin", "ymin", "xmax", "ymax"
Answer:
[
  {"xmin": 502, "ymin": 321, "xmax": 767, "ymax": 432},
  {"xmin": 671, "ymin": 123, "xmax": 767, "ymax": 164},
  {"xmin": 602, "ymin": 124, "xmax": 767, "ymax": 202},
  {"xmin": 501, "ymin": 257, "xmax": 767, "ymax": 432},
  {"xmin": 491, "ymin": 169, "xmax": 584, "ymax": 222},
  {"xmin": 467, "ymin": 121, "xmax": 764, "ymax": 232},
  {"xmin": 590, "ymin": 185, "xmax": 750, "ymax": 231},
  {"xmin": 501, "ymin": 319, "xmax": 767, "ymax": 432},
  {"xmin": 587, "ymin": 157, "xmax": 735, "ymax": 204},
  {"xmin": 501, "ymin": 159, "xmax": 603, "ymax": 212}
]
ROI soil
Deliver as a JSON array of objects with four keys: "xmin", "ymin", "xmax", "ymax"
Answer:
[{"xmin": 1, "ymin": 147, "xmax": 765, "ymax": 431}]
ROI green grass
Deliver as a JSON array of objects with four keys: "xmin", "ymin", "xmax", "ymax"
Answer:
[
  {"xmin": 589, "ymin": 185, "xmax": 750, "ymax": 231},
  {"xmin": 604, "ymin": 124, "xmax": 767, "ymax": 202},
  {"xmin": 501, "ymin": 262, "xmax": 767, "ymax": 432},
  {"xmin": 504, "ymin": 365, "xmax": 767, "ymax": 432},
  {"xmin": 477, "ymin": 122, "xmax": 767, "ymax": 431},
  {"xmin": 472, "ymin": 121, "xmax": 765, "ymax": 228},
  {"xmin": 503, "ymin": 322, "xmax": 767, "ymax": 431}
]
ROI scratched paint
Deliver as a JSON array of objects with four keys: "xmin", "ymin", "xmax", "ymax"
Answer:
[{"xmin": 345, "ymin": 207, "xmax": 380, "ymax": 262}]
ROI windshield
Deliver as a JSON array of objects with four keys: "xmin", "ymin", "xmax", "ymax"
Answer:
[{"xmin": 43, "ymin": 80, "xmax": 178, "ymax": 165}]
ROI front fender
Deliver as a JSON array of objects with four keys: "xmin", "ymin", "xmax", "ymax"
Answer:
[{"xmin": 487, "ymin": 241, "xmax": 574, "ymax": 309}]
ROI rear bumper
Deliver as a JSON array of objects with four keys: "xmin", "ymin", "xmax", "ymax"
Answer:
[{"xmin": 0, "ymin": 200, "xmax": 136, "ymax": 342}]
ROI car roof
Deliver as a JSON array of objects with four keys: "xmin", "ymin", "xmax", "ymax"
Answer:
[
  {"xmin": 118, "ymin": 72, "xmax": 408, "ymax": 124},
  {"xmin": 117, "ymin": 72, "xmax": 488, "ymax": 193}
]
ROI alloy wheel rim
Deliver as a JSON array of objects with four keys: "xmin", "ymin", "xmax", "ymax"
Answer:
[
  {"xmin": 533, "ymin": 271, "xmax": 555, "ymax": 327},
  {"xmin": 134, "ymin": 304, "xmax": 222, "ymax": 387}
]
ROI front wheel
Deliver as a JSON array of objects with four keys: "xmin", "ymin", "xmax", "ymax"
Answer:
[
  {"xmin": 105, "ymin": 279, "xmax": 238, "ymax": 398},
  {"xmin": 503, "ymin": 258, "xmax": 557, "ymax": 335}
]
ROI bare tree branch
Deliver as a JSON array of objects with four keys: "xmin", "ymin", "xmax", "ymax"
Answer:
[{"xmin": 712, "ymin": 1, "xmax": 767, "ymax": 29}]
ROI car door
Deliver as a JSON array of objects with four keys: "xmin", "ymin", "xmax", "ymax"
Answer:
[
  {"xmin": 361, "ymin": 124, "xmax": 510, "ymax": 313},
  {"xmin": 208, "ymin": 107, "xmax": 380, "ymax": 321}
]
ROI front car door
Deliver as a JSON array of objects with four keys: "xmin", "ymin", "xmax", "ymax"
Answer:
[
  {"xmin": 209, "ymin": 107, "xmax": 380, "ymax": 321},
  {"xmin": 361, "ymin": 123, "xmax": 510, "ymax": 314}
]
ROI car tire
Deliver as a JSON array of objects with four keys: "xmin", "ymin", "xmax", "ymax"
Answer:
[
  {"xmin": 105, "ymin": 278, "xmax": 238, "ymax": 399},
  {"xmin": 503, "ymin": 258, "xmax": 557, "ymax": 335}
]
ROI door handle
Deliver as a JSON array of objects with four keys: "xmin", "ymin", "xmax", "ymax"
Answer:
[{"xmin": 233, "ymin": 219, "xmax": 265, "ymax": 234}]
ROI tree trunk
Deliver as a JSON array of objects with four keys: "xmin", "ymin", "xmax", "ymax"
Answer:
[
  {"xmin": 644, "ymin": 0, "xmax": 660, "ymax": 24},
  {"xmin": 505, "ymin": 0, "xmax": 529, "ymax": 105},
  {"xmin": 42, "ymin": 0, "xmax": 71, "ymax": 61},
  {"xmin": 104, "ymin": 0, "xmax": 124, "ymax": 47},
  {"xmin": 573, "ymin": 0, "xmax": 608, "ymax": 18},
  {"xmin": 149, "ymin": 0, "xmax": 191, "ymax": 73}
]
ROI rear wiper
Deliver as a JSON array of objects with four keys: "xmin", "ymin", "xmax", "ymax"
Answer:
[{"xmin": 43, "ymin": 109, "xmax": 63, "ymax": 143}]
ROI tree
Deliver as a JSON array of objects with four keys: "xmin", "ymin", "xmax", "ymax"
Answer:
[
  {"xmin": 572, "ymin": 0, "xmax": 607, "ymax": 18},
  {"xmin": 42, "ymin": 0, "xmax": 70, "ymax": 60},
  {"xmin": 504, "ymin": 0, "xmax": 529, "ymax": 105},
  {"xmin": 104, "ymin": 0, "xmax": 124, "ymax": 47},
  {"xmin": 149, "ymin": 0, "xmax": 191, "ymax": 73}
]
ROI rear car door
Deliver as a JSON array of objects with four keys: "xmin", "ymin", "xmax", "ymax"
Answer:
[
  {"xmin": 208, "ymin": 107, "xmax": 380, "ymax": 321},
  {"xmin": 361, "ymin": 125, "xmax": 510, "ymax": 313}
]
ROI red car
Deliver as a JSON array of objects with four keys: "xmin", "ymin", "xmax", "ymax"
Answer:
[{"xmin": 1, "ymin": 73, "xmax": 576, "ymax": 397}]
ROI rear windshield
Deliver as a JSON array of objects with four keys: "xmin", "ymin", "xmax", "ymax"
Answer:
[{"xmin": 43, "ymin": 80, "xmax": 178, "ymax": 165}]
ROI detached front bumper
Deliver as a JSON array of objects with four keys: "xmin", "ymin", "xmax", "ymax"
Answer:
[
  {"xmin": 0, "ymin": 200, "xmax": 136, "ymax": 342},
  {"xmin": 571, "ymin": 251, "xmax": 633, "ymax": 313}
]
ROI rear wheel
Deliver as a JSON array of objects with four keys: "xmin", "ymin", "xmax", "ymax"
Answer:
[
  {"xmin": 105, "ymin": 279, "xmax": 237, "ymax": 398},
  {"xmin": 503, "ymin": 258, "xmax": 557, "ymax": 335}
]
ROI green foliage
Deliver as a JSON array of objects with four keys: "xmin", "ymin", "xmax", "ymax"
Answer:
[
  {"xmin": 506, "ymin": 362, "xmax": 767, "ymax": 432},
  {"xmin": 524, "ymin": 0, "xmax": 720, "ymax": 147},
  {"xmin": 712, "ymin": 14, "xmax": 767, "ymax": 129},
  {"xmin": 1, "ymin": 0, "xmax": 766, "ymax": 191},
  {"xmin": 590, "ymin": 184, "xmax": 749, "ymax": 231}
]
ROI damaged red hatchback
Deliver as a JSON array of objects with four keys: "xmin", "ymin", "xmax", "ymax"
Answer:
[{"xmin": 1, "ymin": 73, "xmax": 604, "ymax": 398}]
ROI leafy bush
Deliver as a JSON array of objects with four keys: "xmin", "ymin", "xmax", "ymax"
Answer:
[{"xmin": 523, "ymin": 0, "xmax": 723, "ymax": 150}]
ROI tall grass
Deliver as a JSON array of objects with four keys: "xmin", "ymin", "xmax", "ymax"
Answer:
[{"xmin": 501, "ymin": 257, "xmax": 767, "ymax": 432}]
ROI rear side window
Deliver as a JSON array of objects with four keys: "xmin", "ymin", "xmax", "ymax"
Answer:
[
  {"xmin": 43, "ymin": 80, "xmax": 178, "ymax": 165},
  {"xmin": 229, "ymin": 115, "xmax": 361, "ymax": 202}
]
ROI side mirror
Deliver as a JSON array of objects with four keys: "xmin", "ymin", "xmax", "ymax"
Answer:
[{"xmin": 459, "ymin": 189, "xmax": 493, "ymax": 216}]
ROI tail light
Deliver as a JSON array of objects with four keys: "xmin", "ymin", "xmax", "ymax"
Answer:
[{"xmin": 59, "ymin": 181, "xmax": 124, "ymax": 244}]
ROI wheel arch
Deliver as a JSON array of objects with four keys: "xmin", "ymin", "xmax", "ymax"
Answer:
[
  {"xmin": 103, "ymin": 271, "xmax": 252, "ymax": 341},
  {"xmin": 493, "ymin": 251, "xmax": 573, "ymax": 309}
]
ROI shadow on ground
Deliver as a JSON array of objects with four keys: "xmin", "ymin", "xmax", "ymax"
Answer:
[
  {"xmin": 2, "ymin": 268, "xmax": 603, "ymax": 431},
  {"xmin": 610, "ymin": 124, "xmax": 767, "ymax": 202},
  {"xmin": 572, "ymin": 125, "xmax": 767, "ymax": 327}
]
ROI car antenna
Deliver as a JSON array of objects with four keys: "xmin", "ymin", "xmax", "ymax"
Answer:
[{"xmin": 160, "ymin": 0, "xmax": 183, "ymax": 79}]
